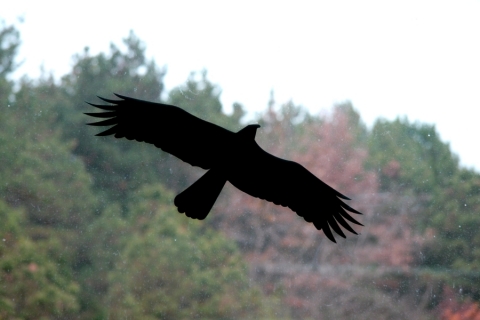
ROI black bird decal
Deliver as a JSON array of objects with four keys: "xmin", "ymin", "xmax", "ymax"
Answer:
[{"xmin": 85, "ymin": 94, "xmax": 363, "ymax": 242}]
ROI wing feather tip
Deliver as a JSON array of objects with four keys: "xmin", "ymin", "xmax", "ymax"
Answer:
[
  {"xmin": 86, "ymin": 119, "xmax": 118, "ymax": 127},
  {"xmin": 338, "ymin": 194, "xmax": 351, "ymax": 200},
  {"xmin": 85, "ymin": 101, "xmax": 118, "ymax": 111},
  {"xmin": 325, "ymin": 233, "xmax": 337, "ymax": 243},
  {"xmin": 97, "ymin": 96, "xmax": 122, "ymax": 104},
  {"xmin": 328, "ymin": 219, "xmax": 346, "ymax": 239},
  {"xmin": 340, "ymin": 200, "xmax": 362, "ymax": 215},
  {"xmin": 85, "ymin": 101, "xmax": 101, "ymax": 108},
  {"xmin": 113, "ymin": 93, "xmax": 128, "ymax": 100}
]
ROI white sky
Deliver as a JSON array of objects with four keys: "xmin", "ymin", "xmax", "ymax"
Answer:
[{"xmin": 3, "ymin": 0, "xmax": 480, "ymax": 171}]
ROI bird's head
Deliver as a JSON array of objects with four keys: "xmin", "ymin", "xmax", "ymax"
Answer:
[{"xmin": 237, "ymin": 124, "xmax": 261, "ymax": 139}]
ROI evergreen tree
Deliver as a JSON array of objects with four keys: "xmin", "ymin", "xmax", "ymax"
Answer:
[
  {"xmin": 368, "ymin": 117, "xmax": 458, "ymax": 193},
  {"xmin": 106, "ymin": 184, "xmax": 269, "ymax": 319},
  {"xmin": 58, "ymin": 31, "xmax": 167, "ymax": 208},
  {"xmin": 0, "ymin": 200, "xmax": 80, "ymax": 319}
]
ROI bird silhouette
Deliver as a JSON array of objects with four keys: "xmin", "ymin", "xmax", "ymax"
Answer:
[{"xmin": 85, "ymin": 94, "xmax": 363, "ymax": 242}]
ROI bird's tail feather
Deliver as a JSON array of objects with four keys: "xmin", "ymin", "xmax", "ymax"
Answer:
[{"xmin": 174, "ymin": 168, "xmax": 226, "ymax": 220}]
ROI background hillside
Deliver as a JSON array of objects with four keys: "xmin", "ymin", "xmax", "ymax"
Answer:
[{"xmin": 1, "ymin": 22, "xmax": 479, "ymax": 319}]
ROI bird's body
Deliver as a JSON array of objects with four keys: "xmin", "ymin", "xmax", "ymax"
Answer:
[{"xmin": 86, "ymin": 94, "xmax": 363, "ymax": 242}]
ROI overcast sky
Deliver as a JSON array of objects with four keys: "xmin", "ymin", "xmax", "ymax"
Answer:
[{"xmin": 3, "ymin": 0, "xmax": 480, "ymax": 171}]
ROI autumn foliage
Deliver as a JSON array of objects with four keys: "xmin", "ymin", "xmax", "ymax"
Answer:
[
  {"xmin": 440, "ymin": 287, "xmax": 480, "ymax": 320},
  {"xmin": 443, "ymin": 304, "xmax": 480, "ymax": 320}
]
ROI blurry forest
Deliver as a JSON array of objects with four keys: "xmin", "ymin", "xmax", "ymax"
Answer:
[{"xmin": 1, "ymin": 21, "xmax": 480, "ymax": 319}]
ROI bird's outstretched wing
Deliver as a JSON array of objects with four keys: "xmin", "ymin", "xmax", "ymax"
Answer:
[
  {"xmin": 85, "ymin": 94, "xmax": 235, "ymax": 169},
  {"xmin": 234, "ymin": 142, "xmax": 363, "ymax": 243}
]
